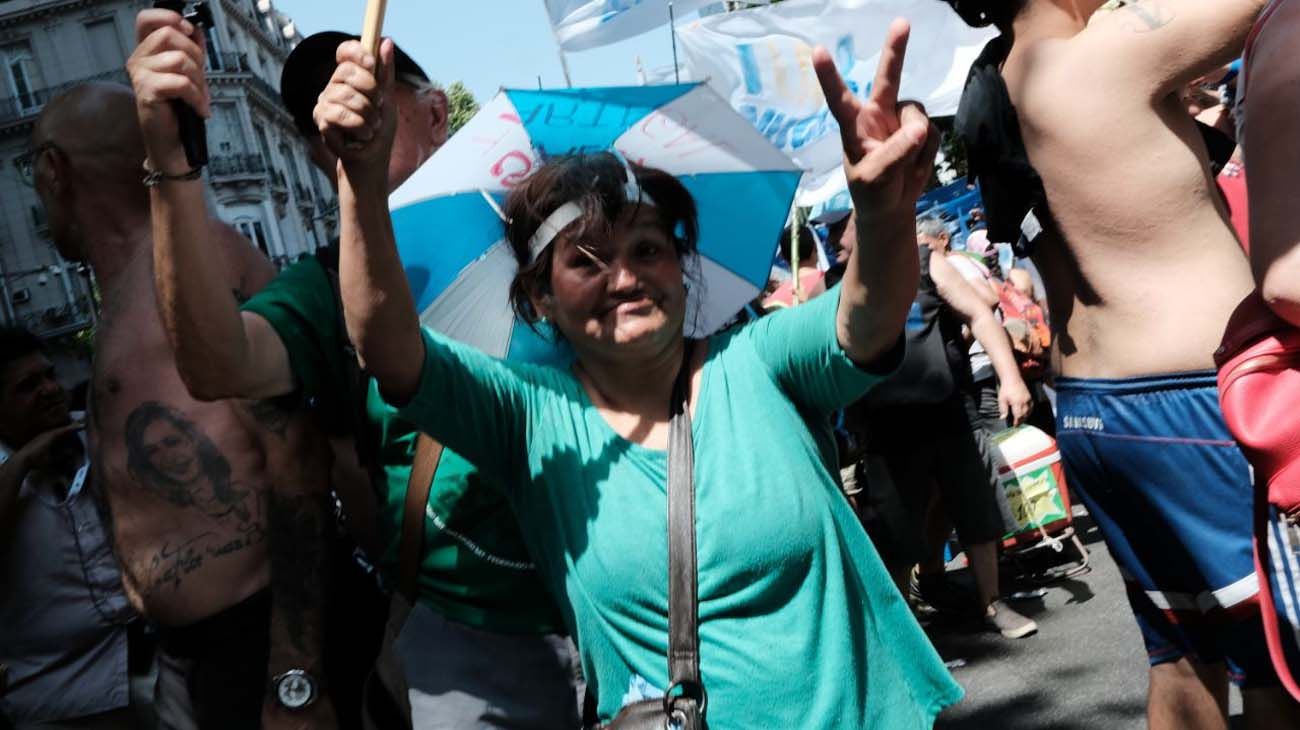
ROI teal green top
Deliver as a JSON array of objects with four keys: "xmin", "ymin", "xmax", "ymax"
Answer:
[
  {"xmin": 242, "ymin": 258, "xmax": 564, "ymax": 635},
  {"xmin": 394, "ymin": 286, "xmax": 964, "ymax": 727}
]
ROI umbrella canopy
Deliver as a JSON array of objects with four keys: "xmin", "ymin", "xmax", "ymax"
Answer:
[{"xmin": 387, "ymin": 82, "xmax": 804, "ymax": 361}]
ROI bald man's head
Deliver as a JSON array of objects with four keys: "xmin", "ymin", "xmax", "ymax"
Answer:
[
  {"xmin": 33, "ymin": 81, "xmax": 147, "ymax": 183},
  {"xmin": 1008, "ymin": 268, "xmax": 1036, "ymax": 299},
  {"xmin": 31, "ymin": 82, "xmax": 149, "ymax": 260}
]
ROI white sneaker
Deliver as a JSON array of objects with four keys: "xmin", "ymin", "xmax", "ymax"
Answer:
[{"xmin": 986, "ymin": 600, "xmax": 1038, "ymax": 639}]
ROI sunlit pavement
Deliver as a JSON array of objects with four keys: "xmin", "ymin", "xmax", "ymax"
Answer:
[{"xmin": 931, "ymin": 508, "xmax": 1246, "ymax": 730}]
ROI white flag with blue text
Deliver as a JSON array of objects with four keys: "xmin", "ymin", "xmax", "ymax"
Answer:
[
  {"xmin": 546, "ymin": 0, "xmax": 720, "ymax": 51},
  {"xmin": 676, "ymin": 0, "xmax": 994, "ymax": 204}
]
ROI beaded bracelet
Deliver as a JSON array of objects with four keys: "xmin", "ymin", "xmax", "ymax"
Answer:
[{"xmin": 142, "ymin": 158, "xmax": 203, "ymax": 187}]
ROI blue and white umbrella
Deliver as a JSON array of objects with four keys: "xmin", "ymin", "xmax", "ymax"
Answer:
[{"xmin": 387, "ymin": 82, "xmax": 803, "ymax": 360}]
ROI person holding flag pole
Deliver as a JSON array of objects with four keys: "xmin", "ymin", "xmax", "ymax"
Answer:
[{"xmin": 360, "ymin": 0, "xmax": 387, "ymax": 54}]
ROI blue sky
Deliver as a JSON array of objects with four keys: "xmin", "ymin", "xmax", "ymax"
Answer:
[{"xmin": 272, "ymin": 1, "xmax": 687, "ymax": 103}]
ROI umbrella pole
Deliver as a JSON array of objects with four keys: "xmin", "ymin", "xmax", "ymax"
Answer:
[
  {"xmin": 558, "ymin": 50, "xmax": 574, "ymax": 88},
  {"xmin": 550, "ymin": 24, "xmax": 574, "ymax": 88},
  {"xmin": 361, "ymin": 0, "xmax": 388, "ymax": 55},
  {"xmin": 669, "ymin": 2, "xmax": 680, "ymax": 84},
  {"xmin": 791, "ymin": 207, "xmax": 804, "ymax": 305}
]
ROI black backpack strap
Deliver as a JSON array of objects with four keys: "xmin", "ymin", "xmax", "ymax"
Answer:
[{"xmin": 316, "ymin": 245, "xmax": 380, "ymax": 483}]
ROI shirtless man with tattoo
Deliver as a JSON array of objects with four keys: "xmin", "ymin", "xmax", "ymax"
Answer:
[
  {"xmin": 127, "ymin": 9, "xmax": 583, "ymax": 729},
  {"xmin": 31, "ymin": 83, "xmax": 339, "ymax": 729},
  {"xmin": 945, "ymin": 0, "xmax": 1300, "ymax": 727}
]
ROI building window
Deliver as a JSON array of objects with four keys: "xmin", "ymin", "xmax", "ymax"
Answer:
[
  {"xmin": 313, "ymin": 169, "xmax": 330, "ymax": 201},
  {"xmin": 235, "ymin": 218, "xmax": 271, "ymax": 256},
  {"xmin": 210, "ymin": 102, "xmax": 247, "ymax": 155},
  {"xmin": 30, "ymin": 202, "xmax": 48, "ymax": 238},
  {"xmin": 279, "ymin": 143, "xmax": 303, "ymax": 190},
  {"xmin": 204, "ymin": 26, "xmax": 225, "ymax": 70},
  {"xmin": 2, "ymin": 42, "xmax": 45, "ymax": 112},
  {"xmin": 254, "ymin": 127, "xmax": 273, "ymax": 166},
  {"xmin": 84, "ymin": 19, "xmax": 126, "ymax": 69}
]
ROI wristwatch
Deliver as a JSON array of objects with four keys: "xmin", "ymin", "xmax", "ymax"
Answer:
[{"xmin": 270, "ymin": 669, "xmax": 320, "ymax": 711}]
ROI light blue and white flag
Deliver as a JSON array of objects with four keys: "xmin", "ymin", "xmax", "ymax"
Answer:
[
  {"xmin": 546, "ymin": 0, "xmax": 721, "ymax": 51},
  {"xmin": 676, "ymin": 0, "xmax": 994, "ymax": 204},
  {"xmin": 388, "ymin": 83, "xmax": 802, "ymax": 359}
]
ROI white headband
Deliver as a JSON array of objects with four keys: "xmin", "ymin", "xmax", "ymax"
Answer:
[
  {"xmin": 525, "ymin": 152, "xmax": 649, "ymax": 264},
  {"xmin": 527, "ymin": 202, "xmax": 586, "ymax": 262}
]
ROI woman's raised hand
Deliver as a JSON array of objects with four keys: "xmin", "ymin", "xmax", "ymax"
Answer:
[
  {"xmin": 314, "ymin": 38, "xmax": 397, "ymax": 185},
  {"xmin": 813, "ymin": 19, "xmax": 940, "ymax": 226}
]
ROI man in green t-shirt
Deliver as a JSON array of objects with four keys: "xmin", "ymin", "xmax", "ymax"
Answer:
[{"xmin": 129, "ymin": 18, "xmax": 579, "ymax": 729}]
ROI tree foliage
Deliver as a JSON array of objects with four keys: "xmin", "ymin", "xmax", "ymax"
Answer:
[{"xmin": 445, "ymin": 81, "xmax": 480, "ymax": 136}]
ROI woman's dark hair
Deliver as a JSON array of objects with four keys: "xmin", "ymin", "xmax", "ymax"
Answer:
[
  {"xmin": 941, "ymin": 0, "xmax": 1025, "ymax": 30},
  {"xmin": 505, "ymin": 153, "xmax": 700, "ymax": 327}
]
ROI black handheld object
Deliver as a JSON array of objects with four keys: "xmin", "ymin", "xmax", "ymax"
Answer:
[{"xmin": 153, "ymin": 0, "xmax": 212, "ymax": 168}]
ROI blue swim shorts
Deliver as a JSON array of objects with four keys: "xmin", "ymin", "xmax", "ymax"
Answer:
[{"xmin": 1055, "ymin": 371, "xmax": 1277, "ymax": 688}]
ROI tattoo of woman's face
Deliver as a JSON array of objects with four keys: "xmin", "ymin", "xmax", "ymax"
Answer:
[
  {"xmin": 124, "ymin": 401, "xmax": 251, "ymax": 522},
  {"xmin": 140, "ymin": 419, "xmax": 203, "ymax": 484}
]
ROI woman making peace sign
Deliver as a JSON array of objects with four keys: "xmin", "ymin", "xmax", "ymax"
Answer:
[{"xmin": 322, "ymin": 19, "xmax": 961, "ymax": 729}]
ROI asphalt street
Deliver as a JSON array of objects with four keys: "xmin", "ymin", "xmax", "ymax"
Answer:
[{"xmin": 930, "ymin": 508, "xmax": 1245, "ymax": 730}]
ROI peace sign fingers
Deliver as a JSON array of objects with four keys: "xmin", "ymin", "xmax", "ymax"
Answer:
[
  {"xmin": 813, "ymin": 46, "xmax": 866, "ymax": 162},
  {"xmin": 870, "ymin": 19, "xmax": 911, "ymax": 122},
  {"xmin": 813, "ymin": 17, "xmax": 936, "ymax": 225},
  {"xmin": 814, "ymin": 18, "xmax": 913, "ymax": 165}
]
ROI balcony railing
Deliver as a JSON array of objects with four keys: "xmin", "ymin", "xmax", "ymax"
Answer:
[
  {"xmin": 220, "ymin": 0, "xmax": 291, "ymax": 53},
  {"xmin": 209, "ymin": 153, "xmax": 268, "ymax": 179},
  {"xmin": 0, "ymin": 68, "xmax": 130, "ymax": 126},
  {"xmin": 206, "ymin": 51, "xmax": 287, "ymax": 126},
  {"xmin": 245, "ymin": 72, "xmax": 283, "ymax": 107},
  {"xmin": 210, "ymin": 52, "xmax": 250, "ymax": 74}
]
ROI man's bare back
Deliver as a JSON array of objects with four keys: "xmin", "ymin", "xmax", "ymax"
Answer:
[
  {"xmin": 962, "ymin": 4, "xmax": 1300, "ymax": 724},
  {"xmin": 90, "ymin": 234, "xmax": 277, "ymax": 626},
  {"xmin": 1002, "ymin": 0, "xmax": 1258, "ymax": 378}
]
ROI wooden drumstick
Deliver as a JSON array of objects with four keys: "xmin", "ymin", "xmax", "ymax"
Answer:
[{"xmin": 361, "ymin": 0, "xmax": 388, "ymax": 56}]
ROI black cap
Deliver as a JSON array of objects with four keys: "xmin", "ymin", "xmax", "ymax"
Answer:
[{"xmin": 280, "ymin": 31, "xmax": 430, "ymax": 137}]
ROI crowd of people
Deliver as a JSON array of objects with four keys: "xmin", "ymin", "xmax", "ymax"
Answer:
[{"xmin": 3, "ymin": 0, "xmax": 1300, "ymax": 728}]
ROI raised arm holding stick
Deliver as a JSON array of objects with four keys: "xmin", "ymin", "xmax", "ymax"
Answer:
[
  {"xmin": 126, "ymin": 9, "xmax": 338, "ymax": 727},
  {"xmin": 129, "ymin": 2, "xmax": 590, "ymax": 727}
]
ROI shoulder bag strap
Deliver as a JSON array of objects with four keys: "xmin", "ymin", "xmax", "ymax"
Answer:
[
  {"xmin": 321, "ymin": 250, "xmax": 440, "ymax": 603},
  {"xmin": 322, "ymin": 259, "xmax": 381, "ymax": 482},
  {"xmin": 666, "ymin": 341, "xmax": 704, "ymax": 729},
  {"xmin": 399, "ymin": 433, "xmax": 443, "ymax": 600}
]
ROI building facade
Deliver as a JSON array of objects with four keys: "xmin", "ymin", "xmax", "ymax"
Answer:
[{"xmin": 0, "ymin": 0, "xmax": 337, "ymax": 343}]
